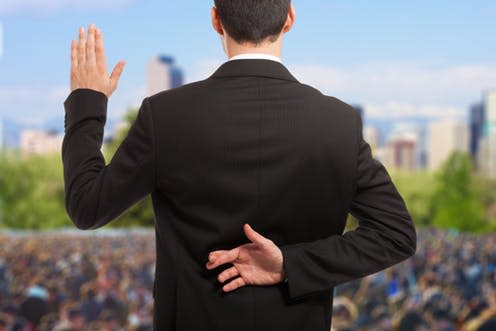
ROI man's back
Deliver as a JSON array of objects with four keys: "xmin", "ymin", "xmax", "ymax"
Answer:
[{"xmin": 149, "ymin": 58, "xmax": 358, "ymax": 330}]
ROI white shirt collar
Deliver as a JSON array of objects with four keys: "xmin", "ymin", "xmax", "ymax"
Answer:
[{"xmin": 228, "ymin": 53, "xmax": 282, "ymax": 64}]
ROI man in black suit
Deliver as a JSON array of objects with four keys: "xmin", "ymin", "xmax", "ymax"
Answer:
[{"xmin": 62, "ymin": 1, "xmax": 417, "ymax": 330}]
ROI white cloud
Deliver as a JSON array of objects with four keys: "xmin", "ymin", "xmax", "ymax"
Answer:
[
  {"xmin": 364, "ymin": 102, "xmax": 464, "ymax": 120},
  {"xmin": 288, "ymin": 62, "xmax": 496, "ymax": 108},
  {"xmin": 0, "ymin": 0, "xmax": 136, "ymax": 15}
]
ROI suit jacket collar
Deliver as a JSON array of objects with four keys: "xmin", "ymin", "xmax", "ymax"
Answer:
[{"xmin": 209, "ymin": 59, "xmax": 299, "ymax": 83}]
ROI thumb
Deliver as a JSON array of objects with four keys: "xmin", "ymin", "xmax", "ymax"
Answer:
[
  {"xmin": 243, "ymin": 223, "xmax": 267, "ymax": 245},
  {"xmin": 110, "ymin": 60, "xmax": 126, "ymax": 86}
]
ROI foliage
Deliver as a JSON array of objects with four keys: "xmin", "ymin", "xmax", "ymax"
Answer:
[
  {"xmin": 389, "ymin": 169, "xmax": 437, "ymax": 227},
  {"xmin": 0, "ymin": 150, "xmax": 71, "ymax": 229},
  {"xmin": 429, "ymin": 151, "xmax": 491, "ymax": 233}
]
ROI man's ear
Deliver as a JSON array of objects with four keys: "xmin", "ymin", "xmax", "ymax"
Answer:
[
  {"xmin": 211, "ymin": 7, "xmax": 224, "ymax": 36},
  {"xmin": 282, "ymin": 4, "xmax": 296, "ymax": 33}
]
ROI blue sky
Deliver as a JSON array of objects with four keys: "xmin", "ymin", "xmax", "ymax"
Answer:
[{"xmin": 0, "ymin": 0, "xmax": 495, "ymax": 128}]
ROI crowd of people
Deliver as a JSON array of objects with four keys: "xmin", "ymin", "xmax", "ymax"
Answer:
[
  {"xmin": 0, "ymin": 227, "xmax": 495, "ymax": 331},
  {"xmin": 0, "ymin": 229, "xmax": 155, "ymax": 331},
  {"xmin": 331, "ymin": 227, "xmax": 496, "ymax": 331}
]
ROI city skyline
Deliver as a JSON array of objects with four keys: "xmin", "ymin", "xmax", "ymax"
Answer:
[{"xmin": 0, "ymin": 1, "xmax": 495, "ymax": 131}]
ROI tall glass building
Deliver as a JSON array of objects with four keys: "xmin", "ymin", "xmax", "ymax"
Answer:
[
  {"xmin": 146, "ymin": 55, "xmax": 184, "ymax": 97},
  {"xmin": 469, "ymin": 102, "xmax": 485, "ymax": 167},
  {"xmin": 485, "ymin": 90, "xmax": 496, "ymax": 179}
]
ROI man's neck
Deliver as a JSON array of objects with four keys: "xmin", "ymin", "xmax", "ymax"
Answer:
[
  {"xmin": 228, "ymin": 53, "xmax": 282, "ymax": 63},
  {"xmin": 225, "ymin": 37, "xmax": 282, "ymax": 60},
  {"xmin": 228, "ymin": 49, "xmax": 281, "ymax": 59}
]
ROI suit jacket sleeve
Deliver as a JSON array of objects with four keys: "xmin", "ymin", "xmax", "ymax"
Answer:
[
  {"xmin": 62, "ymin": 88, "xmax": 155, "ymax": 230},
  {"xmin": 279, "ymin": 109, "xmax": 417, "ymax": 302}
]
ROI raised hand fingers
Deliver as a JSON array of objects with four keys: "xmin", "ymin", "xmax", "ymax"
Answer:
[
  {"xmin": 222, "ymin": 276, "xmax": 247, "ymax": 292},
  {"xmin": 86, "ymin": 24, "xmax": 96, "ymax": 66},
  {"xmin": 95, "ymin": 28, "xmax": 107, "ymax": 70},
  {"xmin": 78, "ymin": 26, "xmax": 86, "ymax": 65},
  {"xmin": 70, "ymin": 23, "xmax": 126, "ymax": 97}
]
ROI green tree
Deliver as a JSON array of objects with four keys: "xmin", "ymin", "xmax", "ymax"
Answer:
[
  {"xmin": 0, "ymin": 151, "xmax": 70, "ymax": 229},
  {"xmin": 390, "ymin": 169, "xmax": 437, "ymax": 227},
  {"xmin": 430, "ymin": 151, "xmax": 489, "ymax": 233}
]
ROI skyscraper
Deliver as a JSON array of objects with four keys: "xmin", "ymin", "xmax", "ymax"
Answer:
[
  {"xmin": 484, "ymin": 90, "xmax": 496, "ymax": 178},
  {"xmin": 379, "ymin": 126, "xmax": 418, "ymax": 172},
  {"xmin": 469, "ymin": 102, "xmax": 485, "ymax": 167},
  {"xmin": 146, "ymin": 55, "xmax": 184, "ymax": 97},
  {"xmin": 427, "ymin": 119, "xmax": 469, "ymax": 171}
]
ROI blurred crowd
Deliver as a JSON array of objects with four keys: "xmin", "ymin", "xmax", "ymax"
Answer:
[
  {"xmin": 0, "ymin": 230, "xmax": 155, "ymax": 331},
  {"xmin": 332, "ymin": 227, "xmax": 496, "ymax": 331},
  {"xmin": 0, "ymin": 227, "xmax": 495, "ymax": 331}
]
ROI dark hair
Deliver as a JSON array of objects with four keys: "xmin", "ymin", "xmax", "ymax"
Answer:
[{"xmin": 214, "ymin": 0, "xmax": 291, "ymax": 44}]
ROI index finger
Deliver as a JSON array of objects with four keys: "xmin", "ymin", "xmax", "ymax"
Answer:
[
  {"xmin": 206, "ymin": 248, "xmax": 239, "ymax": 269},
  {"xmin": 86, "ymin": 23, "xmax": 96, "ymax": 65}
]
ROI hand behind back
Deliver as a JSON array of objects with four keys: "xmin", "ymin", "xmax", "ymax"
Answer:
[{"xmin": 206, "ymin": 223, "xmax": 286, "ymax": 292}]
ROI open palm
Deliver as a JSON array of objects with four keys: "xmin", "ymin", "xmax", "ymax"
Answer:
[
  {"xmin": 70, "ymin": 23, "xmax": 126, "ymax": 98},
  {"xmin": 206, "ymin": 223, "xmax": 286, "ymax": 292}
]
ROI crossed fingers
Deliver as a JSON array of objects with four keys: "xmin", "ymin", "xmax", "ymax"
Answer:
[{"xmin": 206, "ymin": 247, "xmax": 248, "ymax": 292}]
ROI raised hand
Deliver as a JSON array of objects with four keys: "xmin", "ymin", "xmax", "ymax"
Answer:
[
  {"xmin": 70, "ymin": 23, "xmax": 126, "ymax": 98},
  {"xmin": 206, "ymin": 223, "xmax": 286, "ymax": 292}
]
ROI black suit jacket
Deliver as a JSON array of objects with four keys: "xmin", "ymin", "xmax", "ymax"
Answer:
[{"xmin": 62, "ymin": 59, "xmax": 417, "ymax": 331}]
